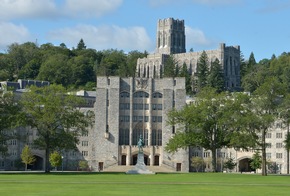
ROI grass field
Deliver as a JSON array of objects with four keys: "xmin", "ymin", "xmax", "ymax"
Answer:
[{"xmin": 0, "ymin": 172, "xmax": 289, "ymax": 196}]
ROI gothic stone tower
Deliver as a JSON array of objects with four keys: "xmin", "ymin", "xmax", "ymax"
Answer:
[{"xmin": 156, "ymin": 18, "xmax": 186, "ymax": 54}]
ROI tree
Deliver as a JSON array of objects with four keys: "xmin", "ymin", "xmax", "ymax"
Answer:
[
  {"xmin": 207, "ymin": 58, "xmax": 224, "ymax": 92},
  {"xmin": 0, "ymin": 91, "xmax": 23, "ymax": 153},
  {"xmin": 195, "ymin": 51, "xmax": 209, "ymax": 92},
  {"xmin": 21, "ymin": 145, "xmax": 36, "ymax": 171},
  {"xmin": 163, "ymin": 55, "xmax": 178, "ymax": 77},
  {"xmin": 37, "ymin": 54, "xmax": 72, "ymax": 87},
  {"xmin": 49, "ymin": 151, "xmax": 62, "ymax": 170},
  {"xmin": 77, "ymin": 39, "xmax": 86, "ymax": 50},
  {"xmin": 166, "ymin": 88, "xmax": 235, "ymax": 172},
  {"xmin": 20, "ymin": 84, "xmax": 93, "ymax": 172},
  {"xmin": 223, "ymin": 158, "xmax": 236, "ymax": 172},
  {"xmin": 250, "ymin": 151, "xmax": 262, "ymax": 172},
  {"xmin": 179, "ymin": 63, "xmax": 192, "ymax": 95},
  {"xmin": 191, "ymin": 157, "xmax": 204, "ymax": 172},
  {"xmin": 247, "ymin": 52, "xmax": 257, "ymax": 71},
  {"xmin": 78, "ymin": 160, "xmax": 89, "ymax": 171},
  {"xmin": 250, "ymin": 77, "xmax": 287, "ymax": 175}
]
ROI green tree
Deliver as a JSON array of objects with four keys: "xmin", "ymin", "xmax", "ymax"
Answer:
[
  {"xmin": 20, "ymin": 84, "xmax": 93, "ymax": 172},
  {"xmin": 49, "ymin": 151, "xmax": 62, "ymax": 170},
  {"xmin": 251, "ymin": 77, "xmax": 287, "ymax": 175},
  {"xmin": 179, "ymin": 63, "xmax": 192, "ymax": 95},
  {"xmin": 37, "ymin": 54, "xmax": 72, "ymax": 87},
  {"xmin": 195, "ymin": 51, "xmax": 209, "ymax": 92},
  {"xmin": 223, "ymin": 158, "xmax": 236, "ymax": 172},
  {"xmin": 21, "ymin": 145, "xmax": 36, "ymax": 171},
  {"xmin": 247, "ymin": 52, "xmax": 257, "ymax": 71},
  {"xmin": 207, "ymin": 58, "xmax": 224, "ymax": 92},
  {"xmin": 166, "ymin": 88, "xmax": 235, "ymax": 172},
  {"xmin": 126, "ymin": 50, "xmax": 147, "ymax": 77},
  {"xmin": 78, "ymin": 160, "xmax": 89, "ymax": 171},
  {"xmin": 77, "ymin": 39, "xmax": 86, "ymax": 50},
  {"xmin": 163, "ymin": 55, "xmax": 178, "ymax": 77},
  {"xmin": 0, "ymin": 91, "xmax": 23, "ymax": 153},
  {"xmin": 191, "ymin": 157, "xmax": 204, "ymax": 172},
  {"xmin": 250, "ymin": 151, "xmax": 262, "ymax": 172}
]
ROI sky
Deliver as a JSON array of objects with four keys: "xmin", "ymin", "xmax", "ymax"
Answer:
[{"xmin": 0, "ymin": 0, "xmax": 290, "ymax": 61}]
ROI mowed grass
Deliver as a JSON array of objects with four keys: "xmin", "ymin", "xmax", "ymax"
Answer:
[{"xmin": 0, "ymin": 172, "xmax": 289, "ymax": 196}]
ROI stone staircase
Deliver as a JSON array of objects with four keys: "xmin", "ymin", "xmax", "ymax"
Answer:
[{"xmin": 103, "ymin": 165, "xmax": 176, "ymax": 173}]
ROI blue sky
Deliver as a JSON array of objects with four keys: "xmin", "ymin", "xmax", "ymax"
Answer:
[{"xmin": 0, "ymin": 0, "xmax": 289, "ymax": 61}]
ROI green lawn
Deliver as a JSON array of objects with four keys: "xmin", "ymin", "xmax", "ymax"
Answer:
[{"xmin": 0, "ymin": 172, "xmax": 289, "ymax": 196}]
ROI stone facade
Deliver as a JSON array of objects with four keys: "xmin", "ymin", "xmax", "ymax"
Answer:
[
  {"xmin": 136, "ymin": 18, "xmax": 241, "ymax": 91},
  {"xmin": 94, "ymin": 77, "xmax": 189, "ymax": 172}
]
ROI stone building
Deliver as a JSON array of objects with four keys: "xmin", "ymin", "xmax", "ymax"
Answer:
[
  {"xmin": 94, "ymin": 77, "xmax": 189, "ymax": 172},
  {"xmin": 136, "ymin": 18, "xmax": 241, "ymax": 91}
]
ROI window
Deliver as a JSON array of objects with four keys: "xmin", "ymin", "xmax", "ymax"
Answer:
[
  {"xmin": 138, "ymin": 116, "xmax": 143, "ymax": 122},
  {"xmin": 157, "ymin": 104, "xmax": 162, "ymax": 110},
  {"xmin": 120, "ymin": 92, "xmax": 130, "ymax": 98},
  {"xmin": 144, "ymin": 116, "xmax": 149, "ymax": 122},
  {"xmin": 276, "ymin": 153, "xmax": 283, "ymax": 159},
  {"xmin": 204, "ymin": 152, "xmax": 210, "ymax": 158},
  {"xmin": 153, "ymin": 92, "xmax": 162, "ymax": 98},
  {"xmin": 82, "ymin": 141, "xmax": 88, "ymax": 146},
  {"xmin": 132, "ymin": 129, "xmax": 147, "ymax": 145},
  {"xmin": 276, "ymin": 133, "xmax": 283, "ymax": 138},
  {"xmin": 266, "ymin": 153, "xmax": 271, "ymax": 159},
  {"xmin": 266, "ymin": 143, "xmax": 271, "ymax": 148},
  {"xmin": 157, "ymin": 116, "xmax": 162, "ymax": 122},
  {"xmin": 152, "ymin": 129, "xmax": 162, "ymax": 146},
  {"xmin": 172, "ymin": 126, "xmax": 175, "ymax": 134},
  {"xmin": 119, "ymin": 129, "xmax": 129, "ymax": 145},
  {"xmin": 265, "ymin": 133, "xmax": 271, "ymax": 138},
  {"xmin": 276, "ymin": 143, "xmax": 283, "ymax": 148},
  {"xmin": 82, "ymin": 131, "xmax": 88, "ymax": 137},
  {"xmin": 82, "ymin": 151, "xmax": 88, "ymax": 156}
]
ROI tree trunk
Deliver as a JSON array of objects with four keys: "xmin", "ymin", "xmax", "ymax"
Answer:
[
  {"xmin": 211, "ymin": 148, "xmax": 217, "ymax": 172},
  {"xmin": 45, "ymin": 148, "xmax": 50, "ymax": 173},
  {"xmin": 261, "ymin": 129, "xmax": 267, "ymax": 176}
]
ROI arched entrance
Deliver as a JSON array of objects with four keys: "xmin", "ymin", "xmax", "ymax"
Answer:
[
  {"xmin": 239, "ymin": 158, "xmax": 254, "ymax": 172},
  {"xmin": 27, "ymin": 155, "xmax": 44, "ymax": 170}
]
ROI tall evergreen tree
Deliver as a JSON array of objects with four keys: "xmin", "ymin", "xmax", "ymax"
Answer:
[
  {"xmin": 179, "ymin": 63, "xmax": 192, "ymax": 95},
  {"xmin": 77, "ymin": 39, "xmax": 86, "ymax": 50},
  {"xmin": 207, "ymin": 58, "xmax": 224, "ymax": 92},
  {"xmin": 163, "ymin": 55, "xmax": 177, "ymax": 77},
  {"xmin": 196, "ymin": 51, "xmax": 209, "ymax": 92}
]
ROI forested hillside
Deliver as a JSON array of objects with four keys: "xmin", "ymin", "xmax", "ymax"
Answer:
[
  {"xmin": 0, "ymin": 39, "xmax": 289, "ymax": 94},
  {"xmin": 0, "ymin": 39, "xmax": 148, "ymax": 90}
]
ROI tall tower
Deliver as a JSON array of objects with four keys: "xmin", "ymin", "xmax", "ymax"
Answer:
[{"xmin": 156, "ymin": 18, "xmax": 186, "ymax": 55}]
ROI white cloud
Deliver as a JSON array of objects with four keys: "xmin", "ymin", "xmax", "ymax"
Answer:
[
  {"xmin": 185, "ymin": 26, "xmax": 214, "ymax": 49},
  {"xmin": 47, "ymin": 24, "xmax": 153, "ymax": 52},
  {"xmin": 64, "ymin": 0, "xmax": 123, "ymax": 18},
  {"xmin": 0, "ymin": 0, "xmax": 123, "ymax": 20},
  {"xmin": 0, "ymin": 22, "xmax": 31, "ymax": 50},
  {"xmin": 0, "ymin": 0, "xmax": 59, "ymax": 20}
]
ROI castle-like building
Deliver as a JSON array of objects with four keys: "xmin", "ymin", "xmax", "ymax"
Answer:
[
  {"xmin": 136, "ymin": 18, "xmax": 241, "ymax": 91},
  {"xmin": 0, "ymin": 19, "xmax": 288, "ymax": 174}
]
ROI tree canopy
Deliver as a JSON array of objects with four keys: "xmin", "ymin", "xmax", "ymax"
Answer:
[{"xmin": 20, "ymin": 84, "xmax": 93, "ymax": 172}]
